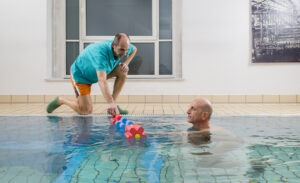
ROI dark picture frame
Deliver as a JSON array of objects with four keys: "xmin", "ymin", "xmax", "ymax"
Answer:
[{"xmin": 251, "ymin": 0, "xmax": 300, "ymax": 63}]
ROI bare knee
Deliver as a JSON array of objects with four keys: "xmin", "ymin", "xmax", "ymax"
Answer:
[
  {"xmin": 117, "ymin": 71, "xmax": 127, "ymax": 81},
  {"xmin": 78, "ymin": 105, "xmax": 93, "ymax": 115},
  {"xmin": 116, "ymin": 65, "xmax": 127, "ymax": 78},
  {"xmin": 78, "ymin": 109, "xmax": 93, "ymax": 115}
]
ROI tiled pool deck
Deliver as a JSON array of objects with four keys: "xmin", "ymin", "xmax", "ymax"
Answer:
[{"xmin": 1, "ymin": 103, "xmax": 300, "ymax": 115}]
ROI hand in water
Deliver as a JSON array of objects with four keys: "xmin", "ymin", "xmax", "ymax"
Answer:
[{"xmin": 107, "ymin": 103, "xmax": 119, "ymax": 115}]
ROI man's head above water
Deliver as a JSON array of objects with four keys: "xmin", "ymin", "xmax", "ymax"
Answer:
[{"xmin": 187, "ymin": 98, "xmax": 213, "ymax": 130}]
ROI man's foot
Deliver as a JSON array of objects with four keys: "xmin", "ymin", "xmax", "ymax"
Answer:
[
  {"xmin": 117, "ymin": 105, "xmax": 128, "ymax": 115},
  {"xmin": 46, "ymin": 96, "xmax": 61, "ymax": 113}
]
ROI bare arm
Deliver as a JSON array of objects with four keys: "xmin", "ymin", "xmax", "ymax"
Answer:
[
  {"xmin": 97, "ymin": 70, "xmax": 119, "ymax": 114},
  {"xmin": 119, "ymin": 46, "xmax": 137, "ymax": 72},
  {"xmin": 124, "ymin": 46, "xmax": 137, "ymax": 65},
  {"xmin": 144, "ymin": 129, "xmax": 210, "ymax": 135}
]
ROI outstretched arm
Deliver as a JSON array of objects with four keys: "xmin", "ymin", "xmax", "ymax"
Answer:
[{"xmin": 97, "ymin": 70, "xmax": 119, "ymax": 115}]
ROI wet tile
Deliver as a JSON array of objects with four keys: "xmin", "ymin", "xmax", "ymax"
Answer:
[
  {"xmin": 179, "ymin": 95, "xmax": 196, "ymax": 103},
  {"xmin": 95, "ymin": 95, "xmax": 105, "ymax": 103},
  {"xmin": 145, "ymin": 95, "xmax": 162, "ymax": 103},
  {"xmin": 0, "ymin": 95, "xmax": 11, "ymax": 103},
  {"xmin": 263, "ymin": 95, "xmax": 280, "ymax": 103},
  {"xmin": 229, "ymin": 95, "xmax": 246, "ymax": 103},
  {"xmin": 128, "ymin": 95, "xmax": 145, "ymax": 103},
  {"xmin": 297, "ymin": 95, "xmax": 300, "ymax": 103},
  {"xmin": 212, "ymin": 95, "xmax": 229, "ymax": 103},
  {"xmin": 246, "ymin": 95, "xmax": 263, "ymax": 103},
  {"xmin": 162, "ymin": 95, "xmax": 178, "ymax": 103},
  {"xmin": 196, "ymin": 95, "xmax": 212, "ymax": 101},
  {"xmin": 90, "ymin": 95, "xmax": 96, "ymax": 103},
  {"xmin": 28, "ymin": 95, "xmax": 44, "ymax": 103},
  {"xmin": 45, "ymin": 95, "xmax": 59, "ymax": 103},
  {"xmin": 280, "ymin": 95, "xmax": 297, "ymax": 103},
  {"xmin": 11, "ymin": 95, "xmax": 27, "ymax": 103},
  {"xmin": 116, "ymin": 95, "xmax": 129, "ymax": 103},
  {"xmin": 0, "ymin": 103, "xmax": 300, "ymax": 115}
]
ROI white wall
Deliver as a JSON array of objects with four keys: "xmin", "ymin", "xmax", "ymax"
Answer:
[{"xmin": 0, "ymin": 0, "xmax": 299, "ymax": 95}]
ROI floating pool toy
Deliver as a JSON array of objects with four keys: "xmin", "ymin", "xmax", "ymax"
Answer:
[
  {"xmin": 110, "ymin": 114, "xmax": 122, "ymax": 124},
  {"xmin": 115, "ymin": 117, "xmax": 133, "ymax": 130},
  {"xmin": 110, "ymin": 114, "xmax": 147, "ymax": 139},
  {"xmin": 135, "ymin": 134, "xmax": 141, "ymax": 139},
  {"xmin": 124, "ymin": 124, "xmax": 147, "ymax": 139}
]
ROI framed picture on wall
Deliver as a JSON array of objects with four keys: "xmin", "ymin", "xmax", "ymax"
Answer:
[{"xmin": 251, "ymin": 0, "xmax": 300, "ymax": 63}]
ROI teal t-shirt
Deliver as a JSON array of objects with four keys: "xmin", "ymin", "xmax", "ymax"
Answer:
[{"xmin": 70, "ymin": 40, "xmax": 134, "ymax": 84}]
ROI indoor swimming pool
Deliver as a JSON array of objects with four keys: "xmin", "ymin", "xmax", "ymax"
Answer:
[{"xmin": 0, "ymin": 115, "xmax": 299, "ymax": 183}]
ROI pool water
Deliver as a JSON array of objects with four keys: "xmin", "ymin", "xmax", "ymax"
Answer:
[{"xmin": 0, "ymin": 115, "xmax": 299, "ymax": 183}]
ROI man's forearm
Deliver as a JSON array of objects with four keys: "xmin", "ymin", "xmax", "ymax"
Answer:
[
  {"xmin": 124, "ymin": 46, "xmax": 137, "ymax": 65},
  {"xmin": 98, "ymin": 79, "xmax": 114, "ymax": 104}
]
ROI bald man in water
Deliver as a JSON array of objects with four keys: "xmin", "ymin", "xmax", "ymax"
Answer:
[
  {"xmin": 187, "ymin": 98, "xmax": 213, "ymax": 131},
  {"xmin": 47, "ymin": 33, "xmax": 137, "ymax": 115},
  {"xmin": 141, "ymin": 98, "xmax": 213, "ymax": 135}
]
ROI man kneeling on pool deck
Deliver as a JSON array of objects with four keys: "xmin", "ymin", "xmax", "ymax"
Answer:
[{"xmin": 47, "ymin": 33, "xmax": 137, "ymax": 115}]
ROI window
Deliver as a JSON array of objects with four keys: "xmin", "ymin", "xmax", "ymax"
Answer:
[{"xmin": 52, "ymin": 0, "xmax": 182, "ymax": 79}]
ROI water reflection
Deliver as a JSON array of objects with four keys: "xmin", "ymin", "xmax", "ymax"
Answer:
[{"xmin": 2, "ymin": 115, "xmax": 299, "ymax": 182}]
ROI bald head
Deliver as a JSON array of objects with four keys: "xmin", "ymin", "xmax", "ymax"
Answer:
[
  {"xmin": 113, "ymin": 33, "xmax": 130, "ymax": 46},
  {"xmin": 112, "ymin": 33, "xmax": 130, "ymax": 58},
  {"xmin": 187, "ymin": 98, "xmax": 213, "ymax": 127},
  {"xmin": 194, "ymin": 98, "xmax": 213, "ymax": 120}
]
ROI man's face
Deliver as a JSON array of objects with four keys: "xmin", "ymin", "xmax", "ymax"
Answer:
[
  {"xmin": 187, "ymin": 100, "xmax": 203, "ymax": 123},
  {"xmin": 113, "ymin": 39, "xmax": 130, "ymax": 58}
]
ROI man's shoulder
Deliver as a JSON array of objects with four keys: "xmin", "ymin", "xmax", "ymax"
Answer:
[
  {"xmin": 93, "ymin": 40, "xmax": 113, "ymax": 48},
  {"xmin": 94, "ymin": 40, "xmax": 112, "ymax": 53},
  {"xmin": 84, "ymin": 40, "xmax": 112, "ymax": 56}
]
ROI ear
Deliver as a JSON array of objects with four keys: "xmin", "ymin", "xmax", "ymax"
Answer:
[
  {"xmin": 201, "ymin": 112, "xmax": 209, "ymax": 120},
  {"xmin": 112, "ymin": 42, "xmax": 115, "ymax": 48}
]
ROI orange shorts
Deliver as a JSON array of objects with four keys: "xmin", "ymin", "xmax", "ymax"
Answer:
[{"xmin": 70, "ymin": 73, "xmax": 91, "ymax": 97}]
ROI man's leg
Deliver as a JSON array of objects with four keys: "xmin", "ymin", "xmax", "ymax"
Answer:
[
  {"xmin": 58, "ymin": 95, "xmax": 93, "ymax": 115},
  {"xmin": 47, "ymin": 73, "xmax": 93, "ymax": 115}
]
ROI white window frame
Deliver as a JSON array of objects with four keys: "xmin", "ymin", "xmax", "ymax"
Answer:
[{"xmin": 51, "ymin": 0, "xmax": 182, "ymax": 80}]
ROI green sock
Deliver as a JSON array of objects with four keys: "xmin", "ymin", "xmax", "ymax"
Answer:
[
  {"xmin": 46, "ymin": 96, "xmax": 60, "ymax": 113},
  {"xmin": 117, "ymin": 105, "xmax": 128, "ymax": 115}
]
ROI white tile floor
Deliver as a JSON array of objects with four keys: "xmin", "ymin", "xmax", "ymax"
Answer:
[{"xmin": 1, "ymin": 103, "xmax": 300, "ymax": 115}]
